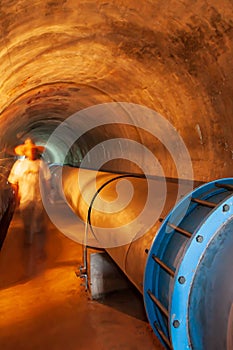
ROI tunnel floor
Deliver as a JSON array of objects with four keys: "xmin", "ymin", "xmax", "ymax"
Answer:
[{"xmin": 0, "ymin": 212, "xmax": 164, "ymax": 350}]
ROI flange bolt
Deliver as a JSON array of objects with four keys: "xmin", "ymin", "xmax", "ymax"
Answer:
[
  {"xmin": 173, "ymin": 320, "xmax": 180, "ymax": 328},
  {"xmin": 196, "ymin": 235, "xmax": 204, "ymax": 243},
  {"xmin": 222, "ymin": 204, "xmax": 230, "ymax": 212},
  {"xmin": 178, "ymin": 276, "xmax": 186, "ymax": 284}
]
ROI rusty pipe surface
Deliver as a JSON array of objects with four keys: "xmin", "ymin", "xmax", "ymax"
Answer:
[{"xmin": 50, "ymin": 165, "xmax": 193, "ymax": 292}]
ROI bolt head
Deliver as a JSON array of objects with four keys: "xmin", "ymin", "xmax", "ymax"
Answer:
[
  {"xmin": 178, "ymin": 276, "xmax": 186, "ymax": 284},
  {"xmin": 173, "ymin": 320, "xmax": 180, "ymax": 328},
  {"xmin": 223, "ymin": 204, "xmax": 230, "ymax": 212},
  {"xmin": 196, "ymin": 235, "xmax": 204, "ymax": 243}
]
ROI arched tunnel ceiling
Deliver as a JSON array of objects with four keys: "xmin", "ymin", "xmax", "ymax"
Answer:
[{"xmin": 0, "ymin": 0, "xmax": 233, "ymax": 181}]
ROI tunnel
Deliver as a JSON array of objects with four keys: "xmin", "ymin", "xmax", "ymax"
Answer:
[{"xmin": 0, "ymin": 1, "xmax": 233, "ymax": 350}]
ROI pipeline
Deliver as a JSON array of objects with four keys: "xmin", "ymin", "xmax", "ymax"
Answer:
[
  {"xmin": 60, "ymin": 166, "xmax": 189, "ymax": 291},
  {"xmin": 50, "ymin": 165, "xmax": 233, "ymax": 350}
]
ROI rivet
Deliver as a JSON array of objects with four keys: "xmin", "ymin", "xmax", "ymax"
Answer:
[
  {"xmin": 223, "ymin": 204, "xmax": 230, "ymax": 212},
  {"xmin": 196, "ymin": 235, "xmax": 203, "ymax": 243},
  {"xmin": 173, "ymin": 320, "xmax": 180, "ymax": 328},
  {"xmin": 178, "ymin": 276, "xmax": 186, "ymax": 284}
]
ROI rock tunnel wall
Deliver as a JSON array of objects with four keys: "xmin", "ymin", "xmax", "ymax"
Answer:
[{"xmin": 0, "ymin": 0, "xmax": 233, "ymax": 182}]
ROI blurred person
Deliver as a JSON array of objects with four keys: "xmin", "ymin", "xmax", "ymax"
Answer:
[{"xmin": 8, "ymin": 138, "xmax": 51, "ymax": 244}]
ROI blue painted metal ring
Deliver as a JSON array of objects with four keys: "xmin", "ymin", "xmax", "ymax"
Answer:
[{"xmin": 144, "ymin": 178, "xmax": 233, "ymax": 349}]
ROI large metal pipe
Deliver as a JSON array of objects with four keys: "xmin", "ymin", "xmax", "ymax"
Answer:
[
  {"xmin": 49, "ymin": 165, "xmax": 233, "ymax": 350},
  {"xmin": 60, "ymin": 166, "xmax": 192, "ymax": 292}
]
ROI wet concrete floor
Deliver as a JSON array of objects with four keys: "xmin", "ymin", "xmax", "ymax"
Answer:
[{"xmin": 0, "ymin": 211, "xmax": 164, "ymax": 350}]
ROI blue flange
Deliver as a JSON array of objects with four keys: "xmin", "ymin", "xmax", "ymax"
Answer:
[{"xmin": 143, "ymin": 178, "xmax": 233, "ymax": 349}]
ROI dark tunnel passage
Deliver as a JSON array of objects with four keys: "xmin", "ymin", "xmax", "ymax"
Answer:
[{"xmin": 1, "ymin": 1, "xmax": 233, "ymax": 350}]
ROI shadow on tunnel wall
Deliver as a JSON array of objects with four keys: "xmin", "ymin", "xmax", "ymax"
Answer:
[{"xmin": 0, "ymin": 182, "xmax": 15, "ymax": 251}]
